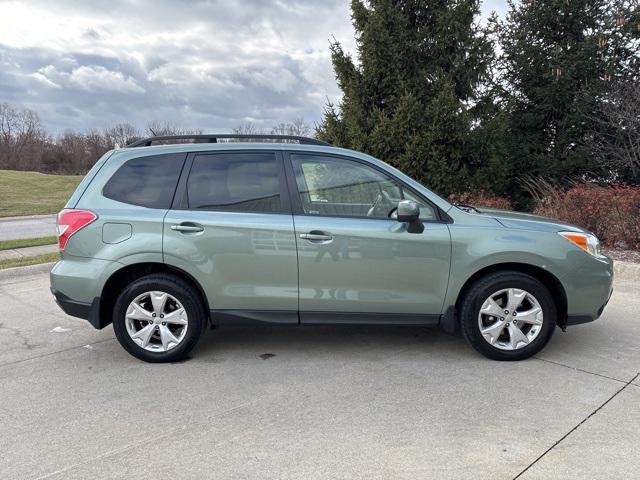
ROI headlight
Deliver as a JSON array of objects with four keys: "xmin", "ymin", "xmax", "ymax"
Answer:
[{"xmin": 558, "ymin": 231, "xmax": 601, "ymax": 257}]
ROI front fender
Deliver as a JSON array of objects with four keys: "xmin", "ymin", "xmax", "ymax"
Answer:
[{"xmin": 442, "ymin": 225, "xmax": 571, "ymax": 311}]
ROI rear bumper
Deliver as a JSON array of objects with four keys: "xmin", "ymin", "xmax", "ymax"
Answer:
[
  {"xmin": 50, "ymin": 257, "xmax": 122, "ymax": 329},
  {"xmin": 51, "ymin": 288, "xmax": 102, "ymax": 329}
]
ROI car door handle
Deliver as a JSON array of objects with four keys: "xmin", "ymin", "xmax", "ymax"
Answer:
[
  {"xmin": 299, "ymin": 232, "xmax": 333, "ymax": 242},
  {"xmin": 171, "ymin": 223, "xmax": 204, "ymax": 233}
]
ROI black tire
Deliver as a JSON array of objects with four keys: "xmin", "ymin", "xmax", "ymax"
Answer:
[
  {"xmin": 460, "ymin": 271, "xmax": 556, "ymax": 361},
  {"xmin": 112, "ymin": 274, "xmax": 207, "ymax": 363}
]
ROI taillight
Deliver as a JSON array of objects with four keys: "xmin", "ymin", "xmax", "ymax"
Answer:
[{"xmin": 56, "ymin": 209, "xmax": 97, "ymax": 251}]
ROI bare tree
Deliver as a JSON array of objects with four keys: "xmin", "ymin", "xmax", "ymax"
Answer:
[
  {"xmin": 0, "ymin": 102, "xmax": 319, "ymax": 174},
  {"xmin": 232, "ymin": 122, "xmax": 265, "ymax": 135},
  {"xmin": 104, "ymin": 123, "xmax": 140, "ymax": 148},
  {"xmin": 588, "ymin": 81, "xmax": 640, "ymax": 182},
  {"xmin": 271, "ymin": 118, "xmax": 311, "ymax": 137},
  {"xmin": 85, "ymin": 129, "xmax": 111, "ymax": 169},
  {"xmin": 233, "ymin": 118, "xmax": 312, "ymax": 140},
  {"xmin": 146, "ymin": 120, "xmax": 202, "ymax": 137},
  {"xmin": 0, "ymin": 102, "xmax": 46, "ymax": 171}
]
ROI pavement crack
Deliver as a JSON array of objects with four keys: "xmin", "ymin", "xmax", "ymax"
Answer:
[
  {"xmin": 513, "ymin": 371, "xmax": 640, "ymax": 480},
  {"xmin": 0, "ymin": 338, "xmax": 115, "ymax": 368},
  {"xmin": 31, "ymin": 400, "xmax": 259, "ymax": 480},
  {"xmin": 0, "ymin": 321, "xmax": 38, "ymax": 350},
  {"xmin": 533, "ymin": 356, "xmax": 629, "ymax": 385}
]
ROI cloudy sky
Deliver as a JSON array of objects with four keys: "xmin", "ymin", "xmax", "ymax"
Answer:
[{"xmin": 0, "ymin": 0, "xmax": 507, "ymax": 134}]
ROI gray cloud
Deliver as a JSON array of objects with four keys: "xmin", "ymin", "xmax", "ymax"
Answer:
[{"xmin": 0, "ymin": 0, "xmax": 505, "ymax": 134}]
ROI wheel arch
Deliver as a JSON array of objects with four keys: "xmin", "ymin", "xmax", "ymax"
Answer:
[
  {"xmin": 98, "ymin": 262, "xmax": 210, "ymax": 329},
  {"xmin": 445, "ymin": 263, "xmax": 568, "ymax": 333}
]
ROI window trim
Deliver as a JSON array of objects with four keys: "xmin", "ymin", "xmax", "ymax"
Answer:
[
  {"xmin": 171, "ymin": 149, "xmax": 292, "ymax": 215},
  {"xmin": 102, "ymin": 152, "xmax": 187, "ymax": 209},
  {"xmin": 284, "ymin": 151, "xmax": 449, "ymax": 223}
]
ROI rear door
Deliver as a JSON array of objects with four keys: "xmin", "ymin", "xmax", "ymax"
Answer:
[
  {"xmin": 163, "ymin": 150, "xmax": 298, "ymax": 321},
  {"xmin": 286, "ymin": 152, "xmax": 451, "ymax": 323}
]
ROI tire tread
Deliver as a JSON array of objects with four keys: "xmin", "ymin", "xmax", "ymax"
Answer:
[{"xmin": 112, "ymin": 273, "xmax": 207, "ymax": 363}]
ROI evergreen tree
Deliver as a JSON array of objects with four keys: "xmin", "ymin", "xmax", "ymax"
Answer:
[
  {"xmin": 316, "ymin": 0, "xmax": 506, "ymax": 196},
  {"xmin": 495, "ymin": 0, "xmax": 639, "ymax": 200}
]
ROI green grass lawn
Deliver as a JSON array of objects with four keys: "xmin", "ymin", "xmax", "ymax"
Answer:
[
  {"xmin": 0, "ymin": 236, "xmax": 58, "ymax": 251},
  {"xmin": 0, "ymin": 170, "xmax": 83, "ymax": 217}
]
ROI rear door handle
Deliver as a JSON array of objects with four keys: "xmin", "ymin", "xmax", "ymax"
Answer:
[
  {"xmin": 299, "ymin": 231, "xmax": 333, "ymax": 242},
  {"xmin": 171, "ymin": 223, "xmax": 204, "ymax": 233}
]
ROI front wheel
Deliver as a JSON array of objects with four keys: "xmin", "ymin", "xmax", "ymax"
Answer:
[
  {"xmin": 113, "ymin": 274, "xmax": 207, "ymax": 363},
  {"xmin": 460, "ymin": 271, "xmax": 556, "ymax": 361}
]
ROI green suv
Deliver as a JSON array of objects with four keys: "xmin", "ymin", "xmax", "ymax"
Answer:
[{"xmin": 50, "ymin": 134, "xmax": 613, "ymax": 362}]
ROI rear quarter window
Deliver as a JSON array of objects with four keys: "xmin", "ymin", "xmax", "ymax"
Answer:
[{"xmin": 103, "ymin": 153, "xmax": 186, "ymax": 208}]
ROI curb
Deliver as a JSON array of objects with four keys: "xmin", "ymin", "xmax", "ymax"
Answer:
[
  {"xmin": 0, "ymin": 214, "xmax": 56, "ymax": 222},
  {"xmin": 0, "ymin": 262, "xmax": 55, "ymax": 282}
]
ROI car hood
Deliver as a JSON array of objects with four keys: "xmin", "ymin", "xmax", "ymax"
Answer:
[{"xmin": 475, "ymin": 207, "xmax": 586, "ymax": 234}]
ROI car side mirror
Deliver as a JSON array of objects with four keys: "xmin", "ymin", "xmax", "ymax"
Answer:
[{"xmin": 397, "ymin": 200, "xmax": 424, "ymax": 234}]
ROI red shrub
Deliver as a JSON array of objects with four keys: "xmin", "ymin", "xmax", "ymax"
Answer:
[
  {"xmin": 532, "ymin": 184, "xmax": 640, "ymax": 250},
  {"xmin": 448, "ymin": 192, "xmax": 512, "ymax": 210}
]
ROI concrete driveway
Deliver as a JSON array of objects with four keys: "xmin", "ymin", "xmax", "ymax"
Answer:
[
  {"xmin": 1, "ymin": 271, "xmax": 638, "ymax": 479},
  {"xmin": 0, "ymin": 215, "xmax": 57, "ymax": 241}
]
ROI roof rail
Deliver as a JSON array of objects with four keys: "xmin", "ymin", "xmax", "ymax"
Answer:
[{"xmin": 125, "ymin": 134, "xmax": 331, "ymax": 148}]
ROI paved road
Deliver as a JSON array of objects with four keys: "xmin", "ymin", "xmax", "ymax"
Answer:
[
  {"xmin": 0, "ymin": 215, "xmax": 57, "ymax": 241},
  {"xmin": 1, "ymin": 272, "xmax": 638, "ymax": 479}
]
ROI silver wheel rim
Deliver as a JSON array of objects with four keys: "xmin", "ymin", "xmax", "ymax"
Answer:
[
  {"xmin": 477, "ymin": 288, "xmax": 544, "ymax": 351},
  {"xmin": 125, "ymin": 291, "xmax": 189, "ymax": 352}
]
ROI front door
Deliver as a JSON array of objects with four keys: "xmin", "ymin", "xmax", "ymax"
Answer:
[
  {"xmin": 287, "ymin": 153, "xmax": 451, "ymax": 323},
  {"xmin": 163, "ymin": 150, "xmax": 298, "ymax": 321}
]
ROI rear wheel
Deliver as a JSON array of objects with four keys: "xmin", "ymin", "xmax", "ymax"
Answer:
[
  {"xmin": 460, "ymin": 271, "xmax": 556, "ymax": 361},
  {"xmin": 113, "ymin": 274, "xmax": 207, "ymax": 362}
]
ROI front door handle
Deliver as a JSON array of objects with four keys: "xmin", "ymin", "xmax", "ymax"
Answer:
[
  {"xmin": 300, "ymin": 231, "xmax": 333, "ymax": 242},
  {"xmin": 171, "ymin": 223, "xmax": 204, "ymax": 233}
]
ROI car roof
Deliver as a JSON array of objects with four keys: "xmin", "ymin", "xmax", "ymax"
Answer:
[{"xmin": 112, "ymin": 141, "xmax": 365, "ymax": 158}]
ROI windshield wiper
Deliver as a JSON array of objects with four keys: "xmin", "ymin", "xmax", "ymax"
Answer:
[{"xmin": 454, "ymin": 203, "xmax": 482, "ymax": 213}]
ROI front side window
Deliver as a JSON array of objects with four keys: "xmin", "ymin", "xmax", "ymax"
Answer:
[
  {"xmin": 103, "ymin": 153, "xmax": 186, "ymax": 209},
  {"xmin": 292, "ymin": 154, "xmax": 435, "ymax": 219},
  {"xmin": 292, "ymin": 154, "xmax": 401, "ymax": 218},
  {"xmin": 187, "ymin": 152, "xmax": 282, "ymax": 213}
]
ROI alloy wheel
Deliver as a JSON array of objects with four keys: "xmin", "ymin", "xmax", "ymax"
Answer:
[
  {"xmin": 477, "ymin": 288, "xmax": 544, "ymax": 351},
  {"xmin": 125, "ymin": 291, "xmax": 189, "ymax": 352}
]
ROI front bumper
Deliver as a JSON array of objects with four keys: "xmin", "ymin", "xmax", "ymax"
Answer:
[
  {"xmin": 563, "ymin": 254, "xmax": 614, "ymax": 327},
  {"xmin": 566, "ymin": 286, "xmax": 613, "ymax": 326}
]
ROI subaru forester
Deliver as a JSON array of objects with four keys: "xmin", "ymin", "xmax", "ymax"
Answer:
[{"xmin": 50, "ymin": 134, "xmax": 613, "ymax": 362}]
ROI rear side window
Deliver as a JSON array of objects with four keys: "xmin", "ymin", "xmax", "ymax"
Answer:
[
  {"xmin": 103, "ymin": 154, "xmax": 185, "ymax": 208},
  {"xmin": 187, "ymin": 152, "xmax": 282, "ymax": 213}
]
